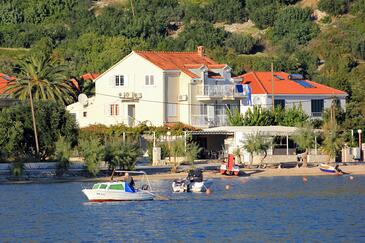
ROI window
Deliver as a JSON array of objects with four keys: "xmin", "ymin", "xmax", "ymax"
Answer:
[
  {"xmin": 145, "ymin": 75, "xmax": 154, "ymax": 86},
  {"xmin": 115, "ymin": 75, "xmax": 124, "ymax": 86},
  {"xmin": 200, "ymin": 104, "xmax": 207, "ymax": 115},
  {"xmin": 83, "ymin": 111, "xmax": 87, "ymax": 117},
  {"xmin": 99, "ymin": 184, "xmax": 107, "ymax": 189},
  {"xmin": 311, "ymin": 99, "xmax": 324, "ymax": 117},
  {"xmin": 92, "ymin": 184, "xmax": 100, "ymax": 189},
  {"xmin": 110, "ymin": 104, "xmax": 119, "ymax": 116},
  {"xmin": 274, "ymin": 99, "xmax": 285, "ymax": 109},
  {"xmin": 109, "ymin": 184, "xmax": 124, "ymax": 190},
  {"xmin": 167, "ymin": 103, "xmax": 177, "ymax": 117}
]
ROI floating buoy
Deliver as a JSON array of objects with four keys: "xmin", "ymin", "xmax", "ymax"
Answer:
[
  {"xmin": 206, "ymin": 188, "xmax": 212, "ymax": 195},
  {"xmin": 225, "ymin": 185, "xmax": 231, "ymax": 190},
  {"xmin": 303, "ymin": 177, "xmax": 308, "ymax": 183},
  {"xmin": 349, "ymin": 176, "xmax": 354, "ymax": 180},
  {"xmin": 240, "ymin": 179, "xmax": 249, "ymax": 184}
]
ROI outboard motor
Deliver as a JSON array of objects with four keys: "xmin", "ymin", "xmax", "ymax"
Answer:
[
  {"xmin": 172, "ymin": 179, "xmax": 189, "ymax": 192},
  {"xmin": 187, "ymin": 169, "xmax": 203, "ymax": 182}
]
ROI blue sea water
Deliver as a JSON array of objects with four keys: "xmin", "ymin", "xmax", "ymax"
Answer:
[{"xmin": 0, "ymin": 175, "xmax": 365, "ymax": 242}]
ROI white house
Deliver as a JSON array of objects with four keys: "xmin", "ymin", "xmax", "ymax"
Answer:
[
  {"xmin": 240, "ymin": 72, "xmax": 348, "ymax": 118},
  {"xmin": 67, "ymin": 46, "xmax": 247, "ymax": 128}
]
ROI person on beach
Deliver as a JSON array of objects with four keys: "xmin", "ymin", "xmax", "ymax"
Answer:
[{"xmin": 335, "ymin": 165, "xmax": 348, "ymax": 175}]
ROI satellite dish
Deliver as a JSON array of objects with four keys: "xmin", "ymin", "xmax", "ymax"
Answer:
[{"xmin": 78, "ymin": 93, "xmax": 88, "ymax": 106}]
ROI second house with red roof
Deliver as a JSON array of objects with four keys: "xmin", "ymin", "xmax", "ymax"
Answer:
[{"xmin": 240, "ymin": 72, "xmax": 347, "ymax": 118}]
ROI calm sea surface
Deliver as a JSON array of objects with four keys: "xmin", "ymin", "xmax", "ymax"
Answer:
[{"xmin": 1, "ymin": 175, "xmax": 365, "ymax": 242}]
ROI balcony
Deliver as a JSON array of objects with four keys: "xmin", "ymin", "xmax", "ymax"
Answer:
[
  {"xmin": 195, "ymin": 84, "xmax": 247, "ymax": 101},
  {"xmin": 191, "ymin": 115, "xmax": 229, "ymax": 127},
  {"xmin": 311, "ymin": 112, "xmax": 323, "ymax": 118}
]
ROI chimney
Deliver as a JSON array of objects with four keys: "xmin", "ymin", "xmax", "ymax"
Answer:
[{"xmin": 197, "ymin": 46, "xmax": 205, "ymax": 57}]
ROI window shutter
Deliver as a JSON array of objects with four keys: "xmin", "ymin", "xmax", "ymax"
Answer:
[
  {"xmin": 145, "ymin": 75, "xmax": 149, "ymax": 85},
  {"xmin": 150, "ymin": 75, "xmax": 154, "ymax": 85},
  {"xmin": 115, "ymin": 104, "xmax": 119, "ymax": 116}
]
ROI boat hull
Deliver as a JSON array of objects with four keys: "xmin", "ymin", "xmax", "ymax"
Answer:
[
  {"xmin": 82, "ymin": 189, "xmax": 154, "ymax": 201},
  {"xmin": 319, "ymin": 164, "xmax": 336, "ymax": 173},
  {"xmin": 172, "ymin": 180, "xmax": 212, "ymax": 193}
]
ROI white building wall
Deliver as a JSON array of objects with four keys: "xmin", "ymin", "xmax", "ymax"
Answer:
[
  {"xmin": 67, "ymin": 52, "xmax": 166, "ymax": 127},
  {"xmin": 240, "ymin": 94, "xmax": 346, "ymax": 118},
  {"xmin": 178, "ymin": 72, "xmax": 193, "ymax": 125}
]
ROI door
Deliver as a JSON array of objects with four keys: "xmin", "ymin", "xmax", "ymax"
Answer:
[{"xmin": 128, "ymin": 104, "xmax": 135, "ymax": 127}]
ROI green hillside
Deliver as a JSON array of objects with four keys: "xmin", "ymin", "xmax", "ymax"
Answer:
[{"xmin": 0, "ymin": 0, "xmax": 364, "ymax": 129}]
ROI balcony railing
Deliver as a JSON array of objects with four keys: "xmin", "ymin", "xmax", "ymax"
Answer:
[
  {"xmin": 196, "ymin": 84, "xmax": 247, "ymax": 100},
  {"xmin": 191, "ymin": 114, "xmax": 229, "ymax": 127},
  {"xmin": 311, "ymin": 112, "xmax": 323, "ymax": 117}
]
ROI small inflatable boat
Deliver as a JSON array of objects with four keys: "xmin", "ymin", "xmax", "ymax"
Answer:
[
  {"xmin": 172, "ymin": 168, "xmax": 212, "ymax": 193},
  {"xmin": 319, "ymin": 163, "xmax": 336, "ymax": 173}
]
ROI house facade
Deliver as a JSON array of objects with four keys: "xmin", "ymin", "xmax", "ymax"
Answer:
[
  {"xmin": 67, "ymin": 47, "xmax": 247, "ymax": 128},
  {"xmin": 240, "ymin": 72, "xmax": 347, "ymax": 118}
]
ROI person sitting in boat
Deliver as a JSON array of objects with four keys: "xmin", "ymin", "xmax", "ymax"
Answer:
[
  {"xmin": 187, "ymin": 168, "xmax": 203, "ymax": 182},
  {"xmin": 124, "ymin": 172, "xmax": 135, "ymax": 191}
]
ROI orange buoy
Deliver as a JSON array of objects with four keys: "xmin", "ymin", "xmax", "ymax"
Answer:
[
  {"xmin": 303, "ymin": 177, "xmax": 308, "ymax": 183},
  {"xmin": 205, "ymin": 188, "xmax": 212, "ymax": 195}
]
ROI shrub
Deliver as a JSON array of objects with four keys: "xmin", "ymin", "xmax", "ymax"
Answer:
[
  {"xmin": 226, "ymin": 33, "xmax": 257, "ymax": 54},
  {"xmin": 10, "ymin": 161, "xmax": 25, "ymax": 177},
  {"xmin": 55, "ymin": 136, "xmax": 72, "ymax": 176},
  {"xmin": 185, "ymin": 142, "xmax": 202, "ymax": 164},
  {"xmin": 271, "ymin": 6, "xmax": 319, "ymax": 44},
  {"xmin": 105, "ymin": 139, "xmax": 141, "ymax": 171},
  {"xmin": 318, "ymin": 0, "xmax": 350, "ymax": 16},
  {"xmin": 0, "ymin": 101, "xmax": 78, "ymax": 161},
  {"xmin": 79, "ymin": 138, "xmax": 104, "ymax": 176},
  {"xmin": 246, "ymin": 0, "xmax": 282, "ymax": 29},
  {"xmin": 170, "ymin": 139, "xmax": 186, "ymax": 172}
]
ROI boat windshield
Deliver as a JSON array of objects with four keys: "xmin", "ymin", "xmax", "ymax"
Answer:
[{"xmin": 92, "ymin": 184, "xmax": 100, "ymax": 189}]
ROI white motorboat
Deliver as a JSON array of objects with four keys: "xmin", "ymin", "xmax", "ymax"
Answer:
[
  {"xmin": 172, "ymin": 168, "xmax": 212, "ymax": 193},
  {"xmin": 82, "ymin": 171, "xmax": 155, "ymax": 202},
  {"xmin": 172, "ymin": 179, "xmax": 211, "ymax": 193}
]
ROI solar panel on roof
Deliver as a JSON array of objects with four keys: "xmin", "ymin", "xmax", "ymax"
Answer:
[
  {"xmin": 294, "ymin": 80, "xmax": 315, "ymax": 88},
  {"xmin": 274, "ymin": 75, "xmax": 284, "ymax": 80}
]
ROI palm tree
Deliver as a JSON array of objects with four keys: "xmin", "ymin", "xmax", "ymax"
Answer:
[
  {"xmin": 8, "ymin": 55, "xmax": 75, "ymax": 105},
  {"xmin": 243, "ymin": 133, "xmax": 270, "ymax": 168},
  {"xmin": 6, "ymin": 54, "xmax": 75, "ymax": 154},
  {"xmin": 321, "ymin": 120, "xmax": 343, "ymax": 162},
  {"xmin": 293, "ymin": 124, "xmax": 315, "ymax": 167}
]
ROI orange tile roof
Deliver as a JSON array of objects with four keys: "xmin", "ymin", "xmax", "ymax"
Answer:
[
  {"xmin": 240, "ymin": 72, "xmax": 347, "ymax": 95},
  {"xmin": 134, "ymin": 51, "xmax": 223, "ymax": 78},
  {"xmin": 81, "ymin": 73, "xmax": 100, "ymax": 80},
  {"xmin": 0, "ymin": 73, "xmax": 16, "ymax": 94}
]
